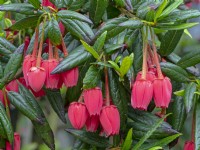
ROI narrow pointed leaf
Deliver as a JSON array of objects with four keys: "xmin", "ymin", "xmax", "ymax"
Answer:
[
  {"xmin": 93, "ymin": 31, "xmax": 107, "ymax": 52},
  {"xmin": 122, "ymin": 128, "xmax": 132, "ymax": 150},
  {"xmin": 66, "ymin": 128, "xmax": 110, "ymax": 148},
  {"xmin": 83, "ymin": 65, "xmax": 101, "ymax": 89},
  {"xmin": 51, "ymin": 46, "xmax": 92, "ymax": 74},
  {"xmin": 177, "ymin": 49, "xmax": 200, "ymax": 68},
  {"xmin": 184, "ymin": 82, "xmax": 196, "ymax": 113},
  {"xmin": 48, "ymin": 18, "xmax": 62, "ymax": 45},
  {"xmin": 154, "ymin": 0, "xmax": 168, "ymax": 22},
  {"xmin": 160, "ymin": 62, "xmax": 189, "ymax": 82},
  {"xmin": 0, "ymin": 37, "xmax": 16, "ymax": 55},
  {"xmin": 0, "ymin": 102, "xmax": 14, "ymax": 143},
  {"xmin": 57, "ymin": 10, "xmax": 92, "ymax": 24},
  {"xmin": 45, "ymin": 89, "xmax": 67, "ymax": 123},
  {"xmin": 159, "ymin": 30, "xmax": 183, "ymax": 56},
  {"xmin": 156, "ymin": 22, "xmax": 199, "ymax": 30},
  {"xmin": 28, "ymin": 0, "xmax": 41, "ymax": 9},
  {"xmin": 119, "ymin": 54, "xmax": 134, "ymax": 78},
  {"xmin": 89, "ymin": 0, "xmax": 108, "ymax": 25},
  {"xmin": 119, "ymin": 20, "xmax": 143, "ymax": 29}
]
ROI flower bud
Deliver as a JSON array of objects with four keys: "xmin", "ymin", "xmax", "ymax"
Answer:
[
  {"xmin": 83, "ymin": 87, "xmax": 103, "ymax": 115},
  {"xmin": 85, "ymin": 115, "xmax": 99, "ymax": 132},
  {"xmin": 131, "ymin": 80, "xmax": 153, "ymax": 110},
  {"xmin": 153, "ymin": 77, "xmax": 172, "ymax": 108},
  {"xmin": 68, "ymin": 102, "xmax": 89, "ymax": 129},
  {"xmin": 100, "ymin": 105, "xmax": 120, "ymax": 136},
  {"xmin": 27, "ymin": 67, "xmax": 46, "ymax": 92},
  {"xmin": 184, "ymin": 141, "xmax": 195, "ymax": 150},
  {"xmin": 42, "ymin": 59, "xmax": 60, "ymax": 89},
  {"xmin": 61, "ymin": 67, "xmax": 79, "ymax": 87}
]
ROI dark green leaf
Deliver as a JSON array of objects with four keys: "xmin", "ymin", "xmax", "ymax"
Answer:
[
  {"xmin": 114, "ymin": 0, "xmax": 125, "ymax": 7},
  {"xmin": 0, "ymin": 121, "xmax": 7, "ymax": 139},
  {"xmin": 61, "ymin": 19, "xmax": 94, "ymax": 43},
  {"xmin": 95, "ymin": 17, "xmax": 128, "ymax": 40},
  {"xmin": 52, "ymin": 46, "xmax": 92, "ymax": 74},
  {"xmin": 0, "ymin": 37, "xmax": 16, "ymax": 56},
  {"xmin": 184, "ymin": 82, "xmax": 196, "ymax": 113},
  {"xmin": 52, "ymin": 0, "xmax": 66, "ymax": 9},
  {"xmin": 0, "ymin": 102, "xmax": 13, "ymax": 143},
  {"xmin": 136, "ymin": 1, "xmax": 151, "ymax": 19},
  {"xmin": 45, "ymin": 89, "xmax": 67, "ymax": 123},
  {"xmin": 167, "ymin": 96, "xmax": 186, "ymax": 132},
  {"xmin": 57, "ymin": 10, "xmax": 92, "ymax": 24},
  {"xmin": 160, "ymin": 62, "xmax": 189, "ymax": 82},
  {"xmin": 0, "ymin": 3, "xmax": 42, "ymax": 15},
  {"xmin": 48, "ymin": 18, "xmax": 62, "ymax": 45},
  {"xmin": 119, "ymin": 20, "xmax": 143, "ymax": 29},
  {"xmin": 159, "ymin": 9, "xmax": 200, "ymax": 23},
  {"xmin": 66, "ymin": 128, "xmax": 110, "ymax": 148},
  {"xmin": 89, "ymin": 0, "xmax": 108, "ymax": 25},
  {"xmin": 132, "ymin": 114, "xmax": 170, "ymax": 150},
  {"xmin": 28, "ymin": 0, "xmax": 41, "ymax": 9},
  {"xmin": 3, "ymin": 45, "xmax": 23, "ymax": 82},
  {"xmin": 125, "ymin": 29, "xmax": 140, "ymax": 47},
  {"xmin": 108, "ymin": 69, "xmax": 129, "ymax": 130},
  {"xmin": 93, "ymin": 31, "xmax": 107, "ymax": 52},
  {"xmin": 140, "ymin": 133, "xmax": 181, "ymax": 150},
  {"xmin": 104, "ymin": 44, "xmax": 124, "ymax": 54},
  {"xmin": 9, "ymin": 15, "xmax": 40, "ymax": 30},
  {"xmin": 156, "ymin": 22, "xmax": 199, "ymax": 30},
  {"xmin": 83, "ymin": 65, "xmax": 101, "ymax": 89},
  {"xmin": 159, "ymin": 30, "xmax": 183, "ymax": 56},
  {"xmin": 122, "ymin": 128, "xmax": 132, "ymax": 150},
  {"xmin": 177, "ymin": 49, "xmax": 200, "ymax": 68},
  {"xmin": 67, "ymin": 0, "xmax": 85, "ymax": 11}
]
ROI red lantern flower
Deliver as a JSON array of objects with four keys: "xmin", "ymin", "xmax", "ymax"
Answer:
[
  {"xmin": 61, "ymin": 67, "xmax": 79, "ymax": 88},
  {"xmin": 100, "ymin": 105, "xmax": 120, "ymax": 136},
  {"xmin": 83, "ymin": 87, "xmax": 103, "ymax": 115},
  {"xmin": 153, "ymin": 77, "xmax": 172, "ymax": 108},
  {"xmin": 184, "ymin": 141, "xmax": 195, "ymax": 150},
  {"xmin": 131, "ymin": 80, "xmax": 153, "ymax": 110},
  {"xmin": 6, "ymin": 133, "xmax": 21, "ymax": 150},
  {"xmin": 68, "ymin": 102, "xmax": 89, "ymax": 129}
]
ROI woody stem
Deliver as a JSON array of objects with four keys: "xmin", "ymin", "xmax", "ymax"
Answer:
[
  {"xmin": 141, "ymin": 42, "xmax": 148, "ymax": 79},
  {"xmin": 54, "ymin": 47, "xmax": 59, "ymax": 60},
  {"xmin": 32, "ymin": 27, "xmax": 39, "ymax": 57}
]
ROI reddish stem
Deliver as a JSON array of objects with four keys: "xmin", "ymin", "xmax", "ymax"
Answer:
[
  {"xmin": 54, "ymin": 47, "xmax": 59, "ymax": 60},
  {"xmin": 141, "ymin": 43, "xmax": 148, "ymax": 80},
  {"xmin": 104, "ymin": 67, "xmax": 110, "ymax": 106},
  {"xmin": 152, "ymin": 43, "xmax": 163, "ymax": 79},
  {"xmin": 78, "ymin": 92, "xmax": 83, "ymax": 102},
  {"xmin": 32, "ymin": 27, "xmax": 39, "ymax": 57},
  {"xmin": 61, "ymin": 36, "xmax": 68, "ymax": 57},
  {"xmin": 36, "ymin": 24, "xmax": 45, "ymax": 67},
  {"xmin": 48, "ymin": 41, "xmax": 53, "ymax": 60},
  {"xmin": 191, "ymin": 109, "xmax": 195, "ymax": 142}
]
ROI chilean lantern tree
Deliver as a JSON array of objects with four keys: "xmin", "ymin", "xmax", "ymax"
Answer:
[{"xmin": 0, "ymin": 0, "xmax": 200, "ymax": 149}]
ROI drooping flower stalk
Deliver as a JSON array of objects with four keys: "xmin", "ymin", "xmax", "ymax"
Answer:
[
  {"xmin": 61, "ymin": 36, "xmax": 68, "ymax": 57},
  {"xmin": 141, "ymin": 42, "xmax": 148, "ymax": 80},
  {"xmin": 104, "ymin": 57, "xmax": 110, "ymax": 106},
  {"xmin": 32, "ymin": 27, "xmax": 39, "ymax": 57}
]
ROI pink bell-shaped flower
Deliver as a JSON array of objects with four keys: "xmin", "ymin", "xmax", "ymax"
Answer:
[
  {"xmin": 153, "ymin": 77, "xmax": 172, "ymax": 108},
  {"xmin": 6, "ymin": 133, "xmax": 21, "ymax": 150},
  {"xmin": 184, "ymin": 141, "xmax": 195, "ymax": 150},
  {"xmin": 61, "ymin": 67, "xmax": 79, "ymax": 87},
  {"xmin": 22, "ymin": 55, "xmax": 36, "ymax": 85},
  {"xmin": 27, "ymin": 67, "xmax": 46, "ymax": 92},
  {"xmin": 136, "ymin": 71, "xmax": 155, "ymax": 82},
  {"xmin": 6, "ymin": 80, "xmax": 19, "ymax": 92},
  {"xmin": 83, "ymin": 87, "xmax": 103, "ymax": 115},
  {"xmin": 100, "ymin": 105, "xmax": 120, "ymax": 136},
  {"xmin": 68, "ymin": 102, "xmax": 89, "ymax": 129},
  {"xmin": 42, "ymin": 59, "xmax": 60, "ymax": 89},
  {"xmin": 131, "ymin": 80, "xmax": 153, "ymax": 110},
  {"xmin": 85, "ymin": 115, "xmax": 100, "ymax": 132}
]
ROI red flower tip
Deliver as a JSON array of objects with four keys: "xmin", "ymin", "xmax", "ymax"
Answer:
[
  {"xmin": 22, "ymin": 55, "xmax": 36, "ymax": 85},
  {"xmin": 68, "ymin": 102, "xmax": 89, "ymax": 130},
  {"xmin": 86, "ymin": 115, "xmax": 100, "ymax": 132},
  {"xmin": 27, "ymin": 67, "xmax": 46, "ymax": 92},
  {"xmin": 42, "ymin": 59, "xmax": 60, "ymax": 89},
  {"xmin": 61, "ymin": 67, "xmax": 79, "ymax": 88},
  {"xmin": 100, "ymin": 105, "xmax": 120, "ymax": 136},
  {"xmin": 131, "ymin": 80, "xmax": 153, "ymax": 110},
  {"xmin": 6, "ymin": 80, "xmax": 19, "ymax": 92},
  {"xmin": 42, "ymin": 0, "xmax": 56, "ymax": 8},
  {"xmin": 83, "ymin": 87, "xmax": 103, "ymax": 115},
  {"xmin": 6, "ymin": 132, "xmax": 21, "ymax": 150},
  {"xmin": 184, "ymin": 141, "xmax": 195, "ymax": 150},
  {"xmin": 153, "ymin": 77, "xmax": 172, "ymax": 108}
]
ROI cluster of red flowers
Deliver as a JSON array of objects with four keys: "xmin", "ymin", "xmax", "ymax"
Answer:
[
  {"xmin": 68, "ymin": 87, "xmax": 120, "ymax": 136},
  {"xmin": 131, "ymin": 44, "xmax": 172, "ymax": 110}
]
